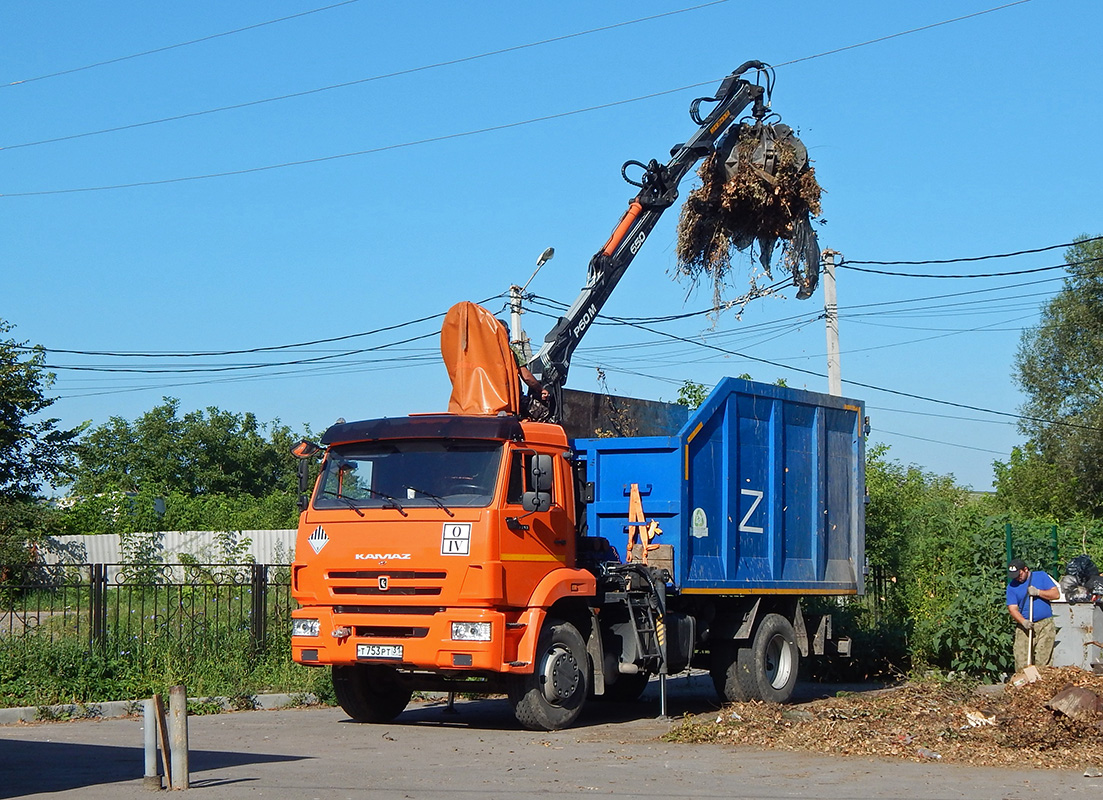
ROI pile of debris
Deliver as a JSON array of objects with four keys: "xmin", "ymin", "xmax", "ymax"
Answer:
[
  {"xmin": 665, "ymin": 667, "xmax": 1103, "ymax": 770},
  {"xmin": 1061, "ymin": 554, "xmax": 1103, "ymax": 603},
  {"xmin": 675, "ymin": 122, "xmax": 823, "ymax": 306}
]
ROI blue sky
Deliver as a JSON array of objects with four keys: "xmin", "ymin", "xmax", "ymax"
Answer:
[{"xmin": 2, "ymin": 0, "xmax": 1100, "ymax": 490}]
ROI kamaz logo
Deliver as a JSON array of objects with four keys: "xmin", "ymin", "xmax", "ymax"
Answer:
[
  {"xmin": 355, "ymin": 553, "xmax": 411, "ymax": 560},
  {"xmin": 573, "ymin": 304, "xmax": 598, "ymax": 338}
]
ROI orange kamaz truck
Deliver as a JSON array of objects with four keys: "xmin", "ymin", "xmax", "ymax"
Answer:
[{"xmin": 290, "ymin": 62, "xmax": 863, "ymax": 731}]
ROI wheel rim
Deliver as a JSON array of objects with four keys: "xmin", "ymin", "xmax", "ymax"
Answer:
[
  {"xmin": 764, "ymin": 633, "xmax": 793, "ymax": 689},
  {"xmin": 540, "ymin": 643, "xmax": 581, "ymax": 704}
]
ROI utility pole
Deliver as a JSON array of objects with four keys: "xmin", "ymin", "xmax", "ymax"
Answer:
[
  {"xmin": 510, "ymin": 247, "xmax": 555, "ymax": 362},
  {"xmin": 822, "ymin": 249, "xmax": 842, "ymax": 396}
]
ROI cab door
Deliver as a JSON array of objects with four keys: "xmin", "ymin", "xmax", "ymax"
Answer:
[{"xmin": 500, "ymin": 449, "xmax": 573, "ymax": 606}]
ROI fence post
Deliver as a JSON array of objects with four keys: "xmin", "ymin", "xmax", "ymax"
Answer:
[
  {"xmin": 90, "ymin": 564, "xmax": 108, "ymax": 650},
  {"xmin": 251, "ymin": 564, "xmax": 268, "ymax": 653}
]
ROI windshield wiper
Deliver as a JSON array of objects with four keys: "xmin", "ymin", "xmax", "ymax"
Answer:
[
  {"xmin": 403, "ymin": 485, "xmax": 455, "ymax": 517},
  {"xmin": 320, "ymin": 489, "xmax": 364, "ymax": 517},
  {"xmin": 365, "ymin": 488, "xmax": 408, "ymax": 517}
]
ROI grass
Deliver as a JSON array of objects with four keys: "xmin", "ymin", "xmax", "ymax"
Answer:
[{"xmin": 0, "ymin": 621, "xmax": 333, "ymax": 709}]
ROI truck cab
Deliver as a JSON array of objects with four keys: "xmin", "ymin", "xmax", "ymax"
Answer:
[{"xmin": 290, "ymin": 414, "xmax": 598, "ymax": 729}]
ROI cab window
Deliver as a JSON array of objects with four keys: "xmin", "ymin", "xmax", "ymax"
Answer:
[{"xmin": 506, "ymin": 451, "xmax": 553, "ymax": 506}]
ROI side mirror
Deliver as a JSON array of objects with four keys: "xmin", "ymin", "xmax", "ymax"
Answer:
[
  {"xmin": 297, "ymin": 460, "xmax": 311, "ymax": 495},
  {"xmin": 291, "ymin": 440, "xmax": 323, "ymax": 502},
  {"xmin": 530, "ymin": 454, "xmax": 553, "ymax": 493},
  {"xmin": 291, "ymin": 440, "xmax": 322, "ymax": 459},
  {"xmin": 521, "ymin": 490, "xmax": 551, "ymax": 513}
]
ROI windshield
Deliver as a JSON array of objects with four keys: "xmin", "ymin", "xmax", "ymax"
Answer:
[{"xmin": 314, "ymin": 439, "xmax": 504, "ymax": 510}]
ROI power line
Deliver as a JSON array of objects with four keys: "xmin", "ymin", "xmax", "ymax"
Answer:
[
  {"xmin": 3, "ymin": 1, "xmax": 364, "ymax": 88},
  {"xmin": 524, "ymin": 304, "xmax": 1103, "ymax": 434},
  {"xmin": 771, "ymin": 1, "xmax": 1033, "ymax": 70},
  {"xmin": 1, "ymin": 87, "xmax": 706, "ymax": 197},
  {"xmin": 20, "ymin": 294, "xmax": 502, "ymax": 359},
  {"xmin": 873, "ymin": 427, "xmax": 1009, "ymax": 457},
  {"xmin": 843, "ymin": 235, "xmax": 1102, "ymax": 267},
  {"xmin": 841, "ymin": 262, "xmax": 1068, "ymax": 279},
  {"xmin": 1, "ymin": 2, "xmax": 1032, "ymax": 197},
  {"xmin": 42, "ymin": 330, "xmax": 441, "ymax": 375},
  {"xmin": 2, "ymin": 1, "xmax": 733, "ymax": 151}
]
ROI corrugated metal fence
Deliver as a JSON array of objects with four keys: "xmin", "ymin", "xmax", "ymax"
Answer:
[{"xmin": 42, "ymin": 530, "xmax": 297, "ymax": 573}]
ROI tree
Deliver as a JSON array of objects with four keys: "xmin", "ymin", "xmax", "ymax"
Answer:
[
  {"xmin": 0, "ymin": 320, "xmax": 79, "ymax": 568},
  {"xmin": 0, "ymin": 321, "xmax": 80, "ymax": 499},
  {"xmin": 73, "ymin": 398, "xmax": 300, "ymax": 498},
  {"xmin": 1012, "ymin": 235, "xmax": 1103, "ymax": 515},
  {"xmin": 675, "ymin": 380, "xmax": 711, "ymax": 410},
  {"xmin": 992, "ymin": 444, "xmax": 1077, "ymax": 520}
]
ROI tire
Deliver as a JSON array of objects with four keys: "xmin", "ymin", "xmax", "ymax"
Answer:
[
  {"xmin": 597, "ymin": 670, "xmax": 651, "ymax": 703},
  {"xmin": 509, "ymin": 618, "xmax": 589, "ymax": 730},
  {"xmin": 709, "ymin": 641, "xmax": 751, "ymax": 703},
  {"xmin": 332, "ymin": 664, "xmax": 412, "ymax": 723},
  {"xmin": 740, "ymin": 613, "xmax": 799, "ymax": 703}
]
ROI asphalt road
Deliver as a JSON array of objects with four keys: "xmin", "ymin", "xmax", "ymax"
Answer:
[{"xmin": 0, "ymin": 674, "xmax": 1098, "ymax": 799}]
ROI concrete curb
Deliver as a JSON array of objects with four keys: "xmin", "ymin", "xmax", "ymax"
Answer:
[{"xmin": 0, "ymin": 692, "xmax": 321, "ymax": 726}]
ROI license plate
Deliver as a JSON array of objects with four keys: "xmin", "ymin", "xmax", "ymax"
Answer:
[{"xmin": 357, "ymin": 643, "xmax": 403, "ymax": 661}]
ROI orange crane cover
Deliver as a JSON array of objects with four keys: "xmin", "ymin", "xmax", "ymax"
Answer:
[{"xmin": 440, "ymin": 301, "xmax": 521, "ymax": 416}]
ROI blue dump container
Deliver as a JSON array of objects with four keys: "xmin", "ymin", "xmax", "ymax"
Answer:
[{"xmin": 574, "ymin": 377, "xmax": 865, "ymax": 595}]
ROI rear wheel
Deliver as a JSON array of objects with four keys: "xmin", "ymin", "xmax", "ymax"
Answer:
[
  {"xmin": 509, "ymin": 618, "xmax": 589, "ymax": 730},
  {"xmin": 741, "ymin": 613, "xmax": 799, "ymax": 702},
  {"xmin": 332, "ymin": 664, "xmax": 412, "ymax": 723},
  {"xmin": 710, "ymin": 641, "xmax": 751, "ymax": 703}
]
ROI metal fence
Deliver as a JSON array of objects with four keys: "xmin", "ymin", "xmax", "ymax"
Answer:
[{"xmin": 0, "ymin": 563, "xmax": 293, "ymax": 654}]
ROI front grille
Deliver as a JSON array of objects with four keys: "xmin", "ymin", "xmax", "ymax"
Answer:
[
  {"xmin": 327, "ymin": 569, "xmax": 448, "ymax": 600},
  {"xmin": 334, "ymin": 606, "xmax": 443, "ymax": 615},
  {"xmin": 354, "ymin": 626, "xmax": 430, "ymax": 639}
]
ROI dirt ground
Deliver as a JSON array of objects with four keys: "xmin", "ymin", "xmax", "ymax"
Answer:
[{"xmin": 667, "ymin": 666, "xmax": 1103, "ymax": 771}]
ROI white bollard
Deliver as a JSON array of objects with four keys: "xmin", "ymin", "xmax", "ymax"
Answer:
[
  {"xmin": 168, "ymin": 686, "xmax": 190, "ymax": 790},
  {"xmin": 143, "ymin": 698, "xmax": 161, "ymax": 790}
]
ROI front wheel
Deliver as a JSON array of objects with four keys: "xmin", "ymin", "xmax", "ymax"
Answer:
[
  {"xmin": 509, "ymin": 618, "xmax": 589, "ymax": 730},
  {"xmin": 332, "ymin": 664, "xmax": 413, "ymax": 723}
]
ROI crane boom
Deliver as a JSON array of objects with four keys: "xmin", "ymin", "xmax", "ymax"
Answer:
[{"xmin": 528, "ymin": 61, "xmax": 770, "ymax": 418}]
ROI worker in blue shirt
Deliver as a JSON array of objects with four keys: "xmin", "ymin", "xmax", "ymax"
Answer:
[{"xmin": 1006, "ymin": 559, "xmax": 1060, "ymax": 672}]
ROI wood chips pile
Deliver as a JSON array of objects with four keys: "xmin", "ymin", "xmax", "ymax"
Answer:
[{"xmin": 664, "ymin": 666, "xmax": 1103, "ymax": 770}]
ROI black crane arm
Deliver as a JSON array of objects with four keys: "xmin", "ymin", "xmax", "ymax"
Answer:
[{"xmin": 527, "ymin": 62, "xmax": 769, "ymax": 405}]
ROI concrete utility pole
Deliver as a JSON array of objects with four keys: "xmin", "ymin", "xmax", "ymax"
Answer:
[
  {"xmin": 822, "ymin": 249, "xmax": 842, "ymax": 396},
  {"xmin": 510, "ymin": 247, "xmax": 555, "ymax": 362}
]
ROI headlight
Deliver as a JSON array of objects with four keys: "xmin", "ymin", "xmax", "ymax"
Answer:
[
  {"xmin": 451, "ymin": 621, "xmax": 492, "ymax": 642},
  {"xmin": 292, "ymin": 618, "xmax": 321, "ymax": 637}
]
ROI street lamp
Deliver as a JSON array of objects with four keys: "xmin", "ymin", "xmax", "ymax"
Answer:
[{"xmin": 510, "ymin": 247, "xmax": 555, "ymax": 361}]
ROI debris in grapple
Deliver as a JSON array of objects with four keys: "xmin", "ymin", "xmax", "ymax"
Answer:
[{"xmin": 676, "ymin": 121, "xmax": 823, "ymax": 305}]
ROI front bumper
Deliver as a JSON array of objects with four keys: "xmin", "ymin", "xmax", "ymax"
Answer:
[{"xmin": 291, "ymin": 605, "xmax": 533, "ymax": 673}]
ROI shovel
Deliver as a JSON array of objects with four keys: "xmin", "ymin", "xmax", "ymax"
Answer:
[{"xmin": 1022, "ymin": 583, "xmax": 1041, "ymax": 683}]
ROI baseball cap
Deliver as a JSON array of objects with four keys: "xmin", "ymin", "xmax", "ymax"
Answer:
[{"xmin": 1008, "ymin": 559, "xmax": 1027, "ymax": 575}]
